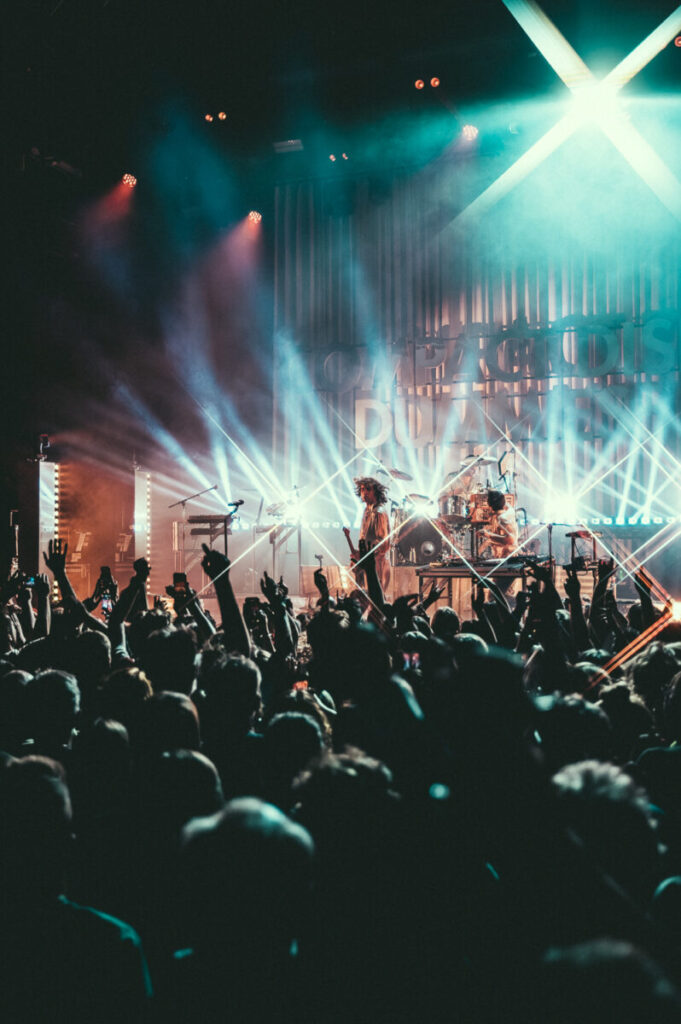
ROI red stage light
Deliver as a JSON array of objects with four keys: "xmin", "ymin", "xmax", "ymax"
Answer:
[
  {"xmin": 218, "ymin": 111, "xmax": 227, "ymax": 120},
  {"xmin": 329, "ymin": 154, "xmax": 337, "ymax": 161},
  {"xmin": 415, "ymin": 79, "xmax": 425, "ymax": 90},
  {"xmin": 205, "ymin": 113, "xmax": 214, "ymax": 122},
  {"xmin": 122, "ymin": 173, "xmax": 137, "ymax": 188},
  {"xmin": 675, "ymin": 36, "xmax": 681, "ymax": 46},
  {"xmin": 248, "ymin": 210, "xmax": 262, "ymax": 224},
  {"xmin": 430, "ymin": 77, "xmax": 440, "ymax": 88},
  {"xmin": 341, "ymin": 153, "xmax": 348, "ymax": 160}
]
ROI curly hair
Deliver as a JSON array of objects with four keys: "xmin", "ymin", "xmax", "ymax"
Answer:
[{"xmin": 353, "ymin": 476, "xmax": 388, "ymax": 506}]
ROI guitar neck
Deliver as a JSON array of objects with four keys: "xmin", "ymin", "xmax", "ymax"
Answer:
[{"xmin": 343, "ymin": 527, "xmax": 359, "ymax": 560}]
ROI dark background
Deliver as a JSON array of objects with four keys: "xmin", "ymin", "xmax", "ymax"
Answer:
[{"xmin": 2, "ymin": 0, "xmax": 679, "ymax": 495}]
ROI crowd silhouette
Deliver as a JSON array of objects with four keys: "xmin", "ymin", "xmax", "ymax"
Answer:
[{"xmin": 2, "ymin": 532, "xmax": 681, "ymax": 1021}]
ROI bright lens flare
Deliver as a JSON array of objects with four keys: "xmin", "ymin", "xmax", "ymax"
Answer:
[
  {"xmin": 570, "ymin": 80, "xmax": 622, "ymax": 127},
  {"xmin": 672, "ymin": 601, "xmax": 681, "ymax": 622},
  {"xmin": 448, "ymin": 1, "xmax": 681, "ymax": 228}
]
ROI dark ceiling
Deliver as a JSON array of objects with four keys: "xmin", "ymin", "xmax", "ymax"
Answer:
[{"xmin": 4, "ymin": 0, "xmax": 680, "ymax": 186}]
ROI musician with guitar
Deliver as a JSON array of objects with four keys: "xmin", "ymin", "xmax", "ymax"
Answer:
[{"xmin": 345, "ymin": 477, "xmax": 391, "ymax": 592}]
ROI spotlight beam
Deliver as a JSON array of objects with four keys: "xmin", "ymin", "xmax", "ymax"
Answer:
[
  {"xmin": 502, "ymin": 0, "xmax": 593, "ymax": 87},
  {"xmin": 605, "ymin": 608, "xmax": 672, "ymax": 674},
  {"xmin": 195, "ymin": 399, "xmax": 288, "ymax": 501},
  {"xmin": 599, "ymin": 113, "xmax": 681, "ymax": 220},
  {"xmin": 603, "ymin": 6, "xmax": 681, "ymax": 90},
  {"xmin": 474, "ymin": 402, "xmax": 675, "ymax": 597},
  {"xmin": 450, "ymin": 2, "xmax": 681, "ymax": 229}
]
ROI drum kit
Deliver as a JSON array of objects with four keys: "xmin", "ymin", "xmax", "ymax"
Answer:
[{"xmin": 387, "ymin": 457, "xmax": 514, "ymax": 566}]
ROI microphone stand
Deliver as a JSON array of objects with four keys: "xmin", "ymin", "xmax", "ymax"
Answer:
[
  {"xmin": 168, "ymin": 484, "xmax": 219, "ymax": 512},
  {"xmin": 168, "ymin": 484, "xmax": 218, "ymax": 573}
]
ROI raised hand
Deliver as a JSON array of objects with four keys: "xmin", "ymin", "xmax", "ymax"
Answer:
[
  {"xmin": 201, "ymin": 544, "xmax": 230, "ymax": 582},
  {"xmin": 17, "ymin": 578, "xmax": 34, "ymax": 607},
  {"xmin": 471, "ymin": 580, "xmax": 486, "ymax": 615},
  {"xmin": 634, "ymin": 566, "xmax": 653, "ymax": 594},
  {"xmin": 261, "ymin": 570, "xmax": 285, "ymax": 605},
  {"xmin": 526, "ymin": 560, "xmax": 552, "ymax": 584},
  {"xmin": 313, "ymin": 568, "xmax": 329, "ymax": 597},
  {"xmin": 563, "ymin": 568, "xmax": 581, "ymax": 602},
  {"xmin": 597, "ymin": 557, "xmax": 615, "ymax": 583},
  {"xmin": 34, "ymin": 573, "xmax": 51, "ymax": 599},
  {"xmin": 43, "ymin": 538, "xmax": 68, "ymax": 575}
]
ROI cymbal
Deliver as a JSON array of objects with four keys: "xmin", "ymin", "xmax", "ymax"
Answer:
[
  {"xmin": 461, "ymin": 455, "xmax": 497, "ymax": 467},
  {"xmin": 406, "ymin": 493, "xmax": 431, "ymax": 503},
  {"xmin": 389, "ymin": 467, "xmax": 413, "ymax": 481}
]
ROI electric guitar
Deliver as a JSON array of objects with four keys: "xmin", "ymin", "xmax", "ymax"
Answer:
[{"xmin": 342, "ymin": 527, "xmax": 364, "ymax": 583}]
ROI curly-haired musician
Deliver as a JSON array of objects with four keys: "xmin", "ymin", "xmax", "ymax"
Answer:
[{"xmin": 354, "ymin": 477, "xmax": 391, "ymax": 592}]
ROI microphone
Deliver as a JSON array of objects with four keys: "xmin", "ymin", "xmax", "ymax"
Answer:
[{"xmin": 228, "ymin": 499, "xmax": 245, "ymax": 507}]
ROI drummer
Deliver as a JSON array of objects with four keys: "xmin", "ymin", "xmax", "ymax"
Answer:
[
  {"xmin": 479, "ymin": 490, "xmax": 519, "ymax": 559},
  {"xmin": 440, "ymin": 460, "xmax": 478, "ymax": 512}
]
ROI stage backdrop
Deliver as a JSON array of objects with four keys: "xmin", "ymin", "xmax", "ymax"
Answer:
[{"xmin": 273, "ymin": 150, "xmax": 681, "ymax": 529}]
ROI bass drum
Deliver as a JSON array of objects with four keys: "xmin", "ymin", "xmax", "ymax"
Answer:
[{"xmin": 396, "ymin": 516, "xmax": 442, "ymax": 564}]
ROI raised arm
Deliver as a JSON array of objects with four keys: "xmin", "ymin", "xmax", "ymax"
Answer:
[
  {"xmin": 471, "ymin": 580, "xmax": 497, "ymax": 645},
  {"xmin": 33, "ymin": 573, "xmax": 52, "ymax": 639},
  {"xmin": 43, "ymin": 539, "xmax": 79, "ymax": 607},
  {"xmin": 633, "ymin": 566, "xmax": 657, "ymax": 630},
  {"xmin": 43, "ymin": 539, "xmax": 108, "ymax": 634},
  {"xmin": 563, "ymin": 567, "xmax": 589, "ymax": 656},
  {"xmin": 260, "ymin": 571, "xmax": 296, "ymax": 658},
  {"xmin": 201, "ymin": 545, "xmax": 250, "ymax": 656}
]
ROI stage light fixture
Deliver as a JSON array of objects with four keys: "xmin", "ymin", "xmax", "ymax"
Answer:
[
  {"xmin": 329, "ymin": 154, "xmax": 337, "ymax": 161},
  {"xmin": 675, "ymin": 35, "xmax": 681, "ymax": 46},
  {"xmin": 218, "ymin": 111, "xmax": 227, "ymax": 120},
  {"xmin": 430, "ymin": 77, "xmax": 440, "ymax": 88},
  {"xmin": 204, "ymin": 114, "xmax": 214, "ymax": 122},
  {"xmin": 672, "ymin": 601, "xmax": 681, "ymax": 621},
  {"xmin": 341, "ymin": 153, "xmax": 349, "ymax": 160},
  {"xmin": 462, "ymin": 124, "xmax": 479, "ymax": 141},
  {"xmin": 248, "ymin": 210, "xmax": 262, "ymax": 223},
  {"xmin": 415, "ymin": 79, "xmax": 425, "ymax": 90},
  {"xmin": 122, "ymin": 173, "xmax": 137, "ymax": 187}
]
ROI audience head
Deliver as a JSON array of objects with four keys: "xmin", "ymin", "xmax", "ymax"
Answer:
[
  {"xmin": 181, "ymin": 797, "xmax": 314, "ymax": 955},
  {"xmin": 0, "ymin": 756, "xmax": 72, "ymax": 900},
  {"xmin": 138, "ymin": 691, "xmax": 201, "ymax": 759},
  {"xmin": 27, "ymin": 669, "xmax": 80, "ymax": 751},
  {"xmin": 431, "ymin": 606, "xmax": 460, "ymax": 644},
  {"xmin": 98, "ymin": 666, "xmax": 152, "ymax": 738},
  {"xmin": 532, "ymin": 940, "xmax": 681, "ymax": 1024},
  {"xmin": 140, "ymin": 626, "xmax": 197, "ymax": 694},
  {"xmin": 552, "ymin": 760, "xmax": 659, "ymax": 904}
]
